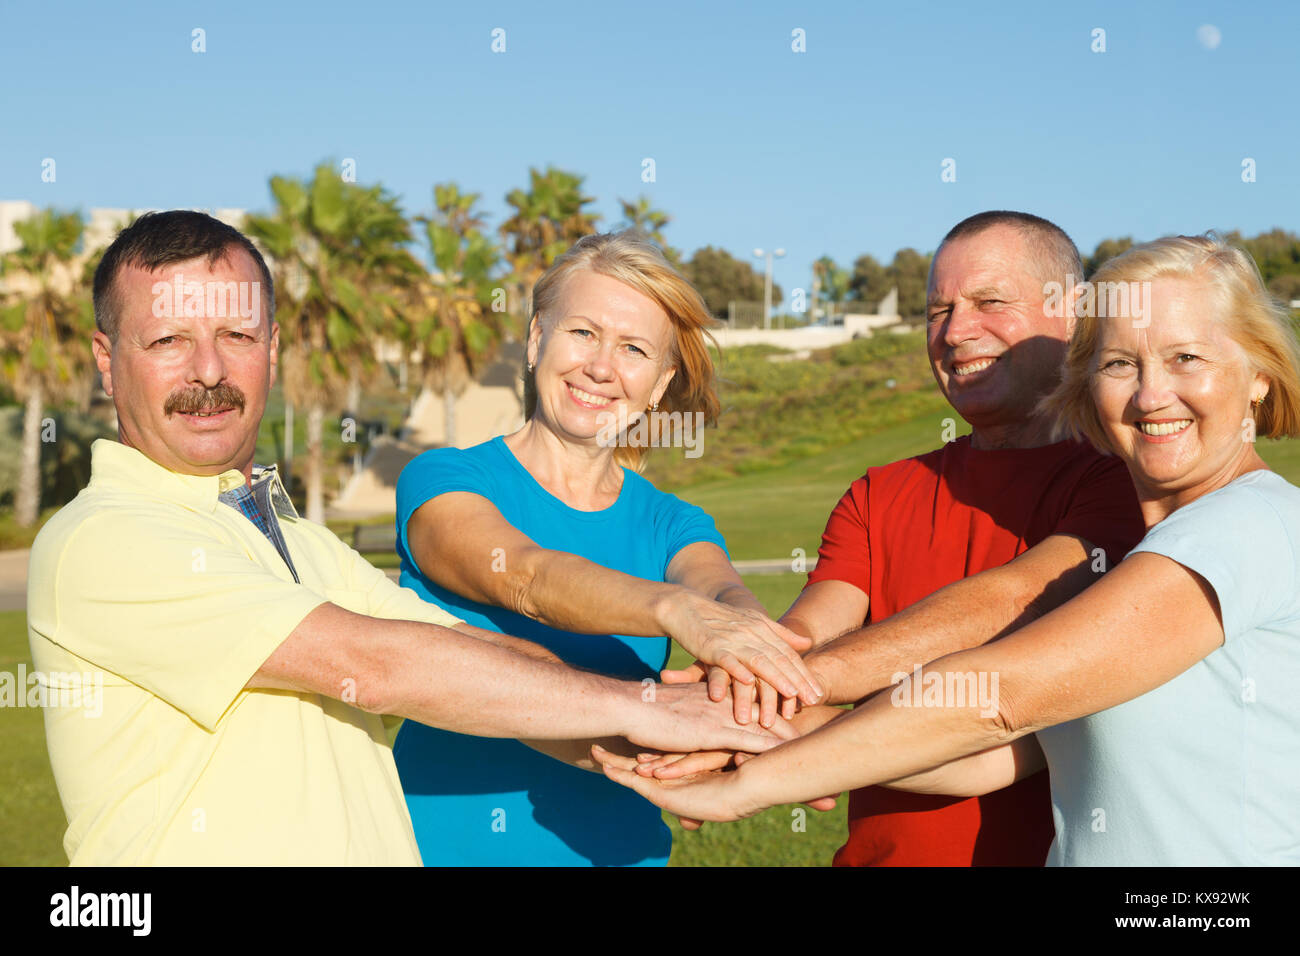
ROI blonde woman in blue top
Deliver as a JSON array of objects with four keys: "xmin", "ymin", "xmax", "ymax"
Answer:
[
  {"xmin": 599, "ymin": 235, "xmax": 1300, "ymax": 865},
  {"xmin": 393, "ymin": 232, "xmax": 822, "ymax": 865}
]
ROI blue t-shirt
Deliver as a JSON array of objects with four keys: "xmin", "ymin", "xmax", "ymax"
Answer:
[
  {"xmin": 1037, "ymin": 469, "xmax": 1300, "ymax": 866},
  {"xmin": 392, "ymin": 436, "xmax": 727, "ymax": 866}
]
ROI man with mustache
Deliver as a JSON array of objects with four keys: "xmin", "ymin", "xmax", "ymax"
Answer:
[{"xmin": 25, "ymin": 210, "xmax": 788, "ymax": 865}]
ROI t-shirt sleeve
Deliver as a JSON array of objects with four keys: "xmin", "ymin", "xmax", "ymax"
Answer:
[
  {"xmin": 655, "ymin": 490, "xmax": 728, "ymax": 577},
  {"xmin": 805, "ymin": 476, "xmax": 871, "ymax": 594},
  {"xmin": 395, "ymin": 447, "xmax": 494, "ymax": 563},
  {"xmin": 1052, "ymin": 452, "xmax": 1146, "ymax": 567},
  {"xmin": 1127, "ymin": 482, "xmax": 1296, "ymax": 641},
  {"xmin": 337, "ymin": 533, "xmax": 463, "ymax": 628},
  {"xmin": 46, "ymin": 511, "xmax": 328, "ymax": 732}
]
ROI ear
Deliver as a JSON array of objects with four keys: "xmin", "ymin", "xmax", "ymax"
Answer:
[
  {"xmin": 1251, "ymin": 371, "xmax": 1271, "ymax": 406},
  {"xmin": 527, "ymin": 314, "xmax": 542, "ymax": 368},
  {"xmin": 651, "ymin": 364, "xmax": 677, "ymax": 408},
  {"xmin": 268, "ymin": 321, "xmax": 280, "ymax": 388},
  {"xmin": 91, "ymin": 331, "xmax": 114, "ymax": 397}
]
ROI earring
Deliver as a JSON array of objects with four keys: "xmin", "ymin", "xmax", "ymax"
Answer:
[
  {"xmin": 1252, "ymin": 395, "xmax": 1264, "ymax": 408},
  {"xmin": 650, "ymin": 401, "xmax": 659, "ymax": 411},
  {"xmin": 527, "ymin": 362, "xmax": 534, "ymax": 373}
]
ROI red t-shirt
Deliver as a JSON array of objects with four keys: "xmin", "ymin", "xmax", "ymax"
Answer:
[{"xmin": 807, "ymin": 435, "xmax": 1146, "ymax": 867}]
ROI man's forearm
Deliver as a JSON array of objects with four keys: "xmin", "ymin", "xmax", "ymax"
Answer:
[
  {"xmin": 520, "ymin": 736, "xmax": 642, "ymax": 772},
  {"xmin": 451, "ymin": 621, "xmax": 563, "ymax": 664},
  {"xmin": 807, "ymin": 570, "xmax": 1046, "ymax": 705},
  {"xmin": 377, "ymin": 617, "xmax": 638, "ymax": 739}
]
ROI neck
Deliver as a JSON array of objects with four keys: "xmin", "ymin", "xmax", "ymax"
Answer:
[
  {"xmin": 503, "ymin": 419, "xmax": 623, "ymax": 507},
  {"xmin": 1136, "ymin": 447, "xmax": 1271, "ymax": 528},
  {"xmin": 968, "ymin": 415, "xmax": 1059, "ymax": 451},
  {"xmin": 116, "ymin": 429, "xmax": 255, "ymax": 486}
]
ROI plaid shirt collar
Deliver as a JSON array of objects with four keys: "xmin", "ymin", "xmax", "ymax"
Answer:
[{"xmin": 248, "ymin": 463, "xmax": 298, "ymax": 519}]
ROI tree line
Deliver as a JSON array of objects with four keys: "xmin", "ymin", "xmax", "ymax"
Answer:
[
  {"xmin": 4, "ymin": 161, "xmax": 1300, "ymax": 527},
  {"xmin": 0, "ymin": 164, "xmax": 782, "ymax": 526},
  {"xmin": 812, "ymin": 229, "xmax": 1300, "ymax": 321}
]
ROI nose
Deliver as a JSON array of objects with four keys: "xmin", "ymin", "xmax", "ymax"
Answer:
[
  {"xmin": 187, "ymin": 335, "xmax": 228, "ymax": 390},
  {"xmin": 942, "ymin": 300, "xmax": 985, "ymax": 351},
  {"xmin": 1131, "ymin": 363, "xmax": 1176, "ymax": 415},
  {"xmin": 584, "ymin": 341, "xmax": 616, "ymax": 383}
]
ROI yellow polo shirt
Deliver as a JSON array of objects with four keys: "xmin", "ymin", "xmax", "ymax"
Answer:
[{"xmin": 27, "ymin": 439, "xmax": 461, "ymax": 865}]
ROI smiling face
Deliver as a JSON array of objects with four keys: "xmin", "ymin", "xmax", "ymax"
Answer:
[
  {"xmin": 91, "ymin": 247, "xmax": 278, "ymax": 482},
  {"xmin": 526, "ymin": 268, "xmax": 677, "ymax": 449},
  {"xmin": 926, "ymin": 224, "xmax": 1074, "ymax": 442},
  {"xmin": 1091, "ymin": 276, "xmax": 1269, "ymax": 507}
]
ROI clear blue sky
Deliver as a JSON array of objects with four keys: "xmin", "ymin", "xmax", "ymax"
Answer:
[{"xmin": 3, "ymin": 0, "xmax": 1296, "ymax": 300}]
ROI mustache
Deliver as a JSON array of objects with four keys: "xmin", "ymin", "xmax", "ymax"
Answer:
[{"xmin": 164, "ymin": 384, "xmax": 246, "ymax": 417}]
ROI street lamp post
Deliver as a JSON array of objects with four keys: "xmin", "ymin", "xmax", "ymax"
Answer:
[{"xmin": 753, "ymin": 247, "xmax": 785, "ymax": 330}]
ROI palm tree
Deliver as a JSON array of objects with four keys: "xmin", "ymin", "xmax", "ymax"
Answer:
[
  {"xmin": 499, "ymin": 167, "xmax": 600, "ymax": 320},
  {"xmin": 617, "ymin": 196, "xmax": 679, "ymax": 264},
  {"xmin": 0, "ymin": 209, "xmax": 92, "ymax": 527},
  {"xmin": 812, "ymin": 255, "xmax": 849, "ymax": 320},
  {"xmin": 245, "ymin": 164, "xmax": 420, "ymax": 523},
  {"xmin": 413, "ymin": 183, "xmax": 508, "ymax": 447}
]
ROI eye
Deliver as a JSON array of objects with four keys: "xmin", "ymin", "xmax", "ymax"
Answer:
[
  {"xmin": 625, "ymin": 343, "xmax": 647, "ymax": 356},
  {"xmin": 1100, "ymin": 357, "xmax": 1132, "ymax": 370},
  {"xmin": 570, "ymin": 328, "xmax": 593, "ymax": 339},
  {"xmin": 151, "ymin": 336, "xmax": 177, "ymax": 347},
  {"xmin": 927, "ymin": 308, "xmax": 951, "ymax": 324},
  {"xmin": 1176, "ymin": 353, "xmax": 1201, "ymax": 364},
  {"xmin": 980, "ymin": 299, "xmax": 1004, "ymax": 307}
]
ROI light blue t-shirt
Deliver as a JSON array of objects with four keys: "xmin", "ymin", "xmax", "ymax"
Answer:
[
  {"xmin": 392, "ymin": 436, "xmax": 727, "ymax": 866},
  {"xmin": 1037, "ymin": 469, "xmax": 1300, "ymax": 866}
]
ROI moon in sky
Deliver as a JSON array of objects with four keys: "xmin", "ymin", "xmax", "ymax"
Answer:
[{"xmin": 1197, "ymin": 24, "xmax": 1222, "ymax": 50}]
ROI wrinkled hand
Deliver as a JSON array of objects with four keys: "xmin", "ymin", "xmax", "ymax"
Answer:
[
  {"xmin": 593, "ymin": 744, "xmax": 756, "ymax": 826},
  {"xmin": 657, "ymin": 595, "xmax": 821, "ymax": 724},
  {"xmin": 620, "ymin": 680, "xmax": 798, "ymax": 757},
  {"xmin": 661, "ymin": 659, "xmax": 801, "ymax": 728},
  {"xmin": 602, "ymin": 748, "xmax": 838, "ymax": 830}
]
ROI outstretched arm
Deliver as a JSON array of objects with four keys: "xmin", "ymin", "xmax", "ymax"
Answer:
[
  {"xmin": 247, "ymin": 601, "xmax": 792, "ymax": 755},
  {"xmin": 802, "ymin": 533, "xmax": 1107, "ymax": 705},
  {"xmin": 407, "ymin": 491, "xmax": 821, "ymax": 708},
  {"xmin": 879, "ymin": 736, "xmax": 1045, "ymax": 797},
  {"xmin": 597, "ymin": 551, "xmax": 1223, "ymax": 821}
]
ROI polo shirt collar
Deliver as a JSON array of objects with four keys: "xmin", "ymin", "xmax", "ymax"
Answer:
[{"xmin": 88, "ymin": 439, "xmax": 296, "ymax": 518}]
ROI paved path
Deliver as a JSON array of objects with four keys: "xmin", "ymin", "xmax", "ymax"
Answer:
[{"xmin": 0, "ymin": 549, "xmax": 29, "ymax": 612}]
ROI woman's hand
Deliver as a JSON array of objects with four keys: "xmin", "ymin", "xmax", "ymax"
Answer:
[
  {"xmin": 660, "ymin": 659, "xmax": 804, "ymax": 728},
  {"xmin": 592, "ymin": 744, "xmax": 760, "ymax": 825},
  {"xmin": 655, "ymin": 592, "xmax": 822, "ymax": 721}
]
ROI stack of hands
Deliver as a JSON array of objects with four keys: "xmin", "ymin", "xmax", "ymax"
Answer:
[{"xmin": 603, "ymin": 595, "xmax": 840, "ymax": 828}]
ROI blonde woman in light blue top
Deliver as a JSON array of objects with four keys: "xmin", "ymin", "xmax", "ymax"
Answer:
[{"xmin": 595, "ymin": 234, "xmax": 1300, "ymax": 865}]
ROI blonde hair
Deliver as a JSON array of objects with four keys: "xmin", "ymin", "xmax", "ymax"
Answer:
[
  {"xmin": 524, "ymin": 231, "xmax": 720, "ymax": 470},
  {"xmin": 1044, "ymin": 233, "xmax": 1300, "ymax": 452}
]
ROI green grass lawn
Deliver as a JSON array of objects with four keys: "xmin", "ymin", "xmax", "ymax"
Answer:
[
  {"xmin": 1, "ymin": 576, "xmax": 843, "ymax": 867},
  {"xmin": 0, "ymin": 610, "xmax": 67, "ymax": 866},
  {"xmin": 674, "ymin": 410, "xmax": 968, "ymax": 560},
  {"xmin": 663, "ymin": 572, "xmax": 848, "ymax": 866},
  {"xmin": 11, "ymin": 410, "xmax": 1300, "ymax": 866}
]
